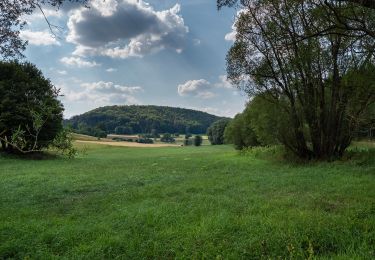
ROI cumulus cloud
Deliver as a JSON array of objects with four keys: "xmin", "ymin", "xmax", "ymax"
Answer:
[
  {"xmin": 19, "ymin": 30, "xmax": 60, "ymax": 46},
  {"xmin": 60, "ymin": 56, "xmax": 100, "ymax": 68},
  {"xmin": 178, "ymin": 75, "xmax": 236, "ymax": 99},
  {"xmin": 57, "ymin": 70, "xmax": 67, "ymax": 75},
  {"xmin": 80, "ymin": 81, "xmax": 143, "ymax": 94},
  {"xmin": 215, "ymin": 75, "xmax": 234, "ymax": 89},
  {"xmin": 66, "ymin": 0, "xmax": 189, "ymax": 59},
  {"xmin": 224, "ymin": 26, "xmax": 236, "ymax": 42},
  {"xmin": 178, "ymin": 79, "xmax": 215, "ymax": 99},
  {"xmin": 106, "ymin": 68, "xmax": 117, "ymax": 72},
  {"xmin": 225, "ymin": 9, "xmax": 246, "ymax": 42},
  {"xmin": 59, "ymin": 80, "xmax": 142, "ymax": 105}
]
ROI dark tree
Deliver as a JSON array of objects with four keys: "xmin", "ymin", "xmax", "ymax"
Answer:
[
  {"xmin": 0, "ymin": 61, "xmax": 64, "ymax": 153},
  {"xmin": 193, "ymin": 135, "xmax": 203, "ymax": 146},
  {"xmin": 1, "ymin": 0, "xmax": 87, "ymax": 58},
  {"xmin": 207, "ymin": 119, "xmax": 231, "ymax": 145},
  {"xmin": 224, "ymin": 109, "xmax": 260, "ymax": 150},
  {"xmin": 160, "ymin": 133, "xmax": 175, "ymax": 143},
  {"xmin": 220, "ymin": 0, "xmax": 375, "ymax": 159}
]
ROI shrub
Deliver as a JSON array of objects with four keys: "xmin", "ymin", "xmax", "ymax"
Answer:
[
  {"xmin": 136, "ymin": 138, "xmax": 154, "ymax": 144},
  {"xmin": 207, "ymin": 119, "xmax": 231, "ymax": 145},
  {"xmin": 224, "ymin": 113, "xmax": 260, "ymax": 150},
  {"xmin": 194, "ymin": 135, "xmax": 202, "ymax": 146},
  {"xmin": 160, "ymin": 133, "xmax": 175, "ymax": 143}
]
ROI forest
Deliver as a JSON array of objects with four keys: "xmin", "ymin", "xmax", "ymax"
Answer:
[{"xmin": 65, "ymin": 105, "xmax": 226, "ymax": 136}]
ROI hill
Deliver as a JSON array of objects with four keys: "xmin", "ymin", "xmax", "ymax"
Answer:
[{"xmin": 65, "ymin": 105, "xmax": 226, "ymax": 136}]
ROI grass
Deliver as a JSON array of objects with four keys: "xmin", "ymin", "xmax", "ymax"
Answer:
[{"xmin": 0, "ymin": 144, "xmax": 374, "ymax": 259}]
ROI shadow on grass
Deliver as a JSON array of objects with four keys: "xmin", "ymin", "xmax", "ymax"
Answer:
[{"xmin": 0, "ymin": 150, "xmax": 60, "ymax": 160}]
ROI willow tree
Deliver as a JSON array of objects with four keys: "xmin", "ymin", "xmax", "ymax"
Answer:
[{"xmin": 220, "ymin": 0, "xmax": 375, "ymax": 159}]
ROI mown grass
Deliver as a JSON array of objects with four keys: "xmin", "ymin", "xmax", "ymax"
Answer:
[{"xmin": 0, "ymin": 144, "xmax": 374, "ymax": 259}]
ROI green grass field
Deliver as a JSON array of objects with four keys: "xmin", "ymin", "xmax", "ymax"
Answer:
[{"xmin": 0, "ymin": 144, "xmax": 374, "ymax": 259}]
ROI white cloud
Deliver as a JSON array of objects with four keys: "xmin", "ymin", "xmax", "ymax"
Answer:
[
  {"xmin": 225, "ymin": 9, "xmax": 246, "ymax": 42},
  {"xmin": 66, "ymin": 0, "xmax": 189, "ymax": 59},
  {"xmin": 59, "ymin": 80, "xmax": 143, "ymax": 106},
  {"xmin": 60, "ymin": 56, "xmax": 100, "ymax": 68},
  {"xmin": 193, "ymin": 39, "xmax": 201, "ymax": 46},
  {"xmin": 215, "ymin": 75, "xmax": 234, "ymax": 89},
  {"xmin": 178, "ymin": 76, "xmax": 235, "ymax": 99},
  {"xmin": 178, "ymin": 79, "xmax": 215, "ymax": 99},
  {"xmin": 19, "ymin": 30, "xmax": 60, "ymax": 46},
  {"xmin": 80, "ymin": 81, "xmax": 143, "ymax": 94},
  {"xmin": 225, "ymin": 28, "xmax": 236, "ymax": 42},
  {"xmin": 57, "ymin": 70, "xmax": 67, "ymax": 75},
  {"xmin": 106, "ymin": 68, "xmax": 117, "ymax": 72}
]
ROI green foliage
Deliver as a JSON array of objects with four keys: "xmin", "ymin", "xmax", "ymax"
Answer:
[
  {"xmin": 0, "ymin": 144, "xmax": 374, "ymax": 258},
  {"xmin": 207, "ymin": 119, "xmax": 231, "ymax": 145},
  {"xmin": 184, "ymin": 135, "xmax": 192, "ymax": 146},
  {"xmin": 193, "ymin": 135, "xmax": 202, "ymax": 146},
  {"xmin": 246, "ymin": 94, "xmax": 285, "ymax": 146},
  {"xmin": 0, "ymin": 61, "xmax": 63, "ymax": 153},
  {"xmin": 160, "ymin": 133, "xmax": 175, "ymax": 143},
  {"xmin": 66, "ymin": 105, "xmax": 226, "ymax": 136},
  {"xmin": 50, "ymin": 128, "xmax": 77, "ymax": 158},
  {"xmin": 224, "ymin": 111, "xmax": 260, "ymax": 150},
  {"xmin": 224, "ymin": 1, "xmax": 375, "ymax": 160},
  {"xmin": 136, "ymin": 138, "xmax": 154, "ymax": 144},
  {"xmin": 115, "ymin": 126, "xmax": 133, "ymax": 135}
]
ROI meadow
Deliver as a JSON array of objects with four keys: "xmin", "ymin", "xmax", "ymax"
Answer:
[{"xmin": 0, "ymin": 143, "xmax": 374, "ymax": 259}]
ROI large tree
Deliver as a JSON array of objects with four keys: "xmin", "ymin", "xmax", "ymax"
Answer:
[
  {"xmin": 0, "ymin": 61, "xmax": 64, "ymax": 153},
  {"xmin": 220, "ymin": 0, "xmax": 375, "ymax": 159},
  {"xmin": 0, "ymin": 0, "xmax": 87, "ymax": 58}
]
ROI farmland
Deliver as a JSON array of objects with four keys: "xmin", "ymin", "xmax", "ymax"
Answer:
[{"xmin": 0, "ymin": 143, "xmax": 374, "ymax": 259}]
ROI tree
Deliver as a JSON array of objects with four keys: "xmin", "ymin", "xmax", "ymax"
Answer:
[
  {"xmin": 160, "ymin": 133, "xmax": 175, "ymax": 143},
  {"xmin": 115, "ymin": 126, "xmax": 133, "ymax": 135},
  {"xmin": 193, "ymin": 135, "xmax": 202, "ymax": 146},
  {"xmin": 184, "ymin": 135, "xmax": 192, "ymax": 146},
  {"xmin": 220, "ymin": 0, "xmax": 375, "ymax": 159},
  {"xmin": 0, "ymin": 61, "xmax": 64, "ymax": 153},
  {"xmin": 217, "ymin": 0, "xmax": 375, "ymax": 10},
  {"xmin": 224, "ymin": 111, "xmax": 260, "ymax": 150},
  {"xmin": 207, "ymin": 119, "xmax": 231, "ymax": 145},
  {"xmin": 1, "ymin": 0, "xmax": 87, "ymax": 58}
]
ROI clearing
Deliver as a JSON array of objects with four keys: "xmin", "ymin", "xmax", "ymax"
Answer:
[{"xmin": 0, "ymin": 144, "xmax": 374, "ymax": 259}]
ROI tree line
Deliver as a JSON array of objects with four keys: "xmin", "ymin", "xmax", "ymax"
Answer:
[{"xmin": 65, "ymin": 105, "xmax": 225, "ymax": 137}]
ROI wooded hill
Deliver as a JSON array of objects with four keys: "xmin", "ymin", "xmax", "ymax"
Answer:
[{"xmin": 65, "ymin": 105, "xmax": 226, "ymax": 136}]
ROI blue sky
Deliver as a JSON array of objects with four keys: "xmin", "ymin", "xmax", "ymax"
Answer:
[{"xmin": 21, "ymin": 0, "xmax": 247, "ymax": 118}]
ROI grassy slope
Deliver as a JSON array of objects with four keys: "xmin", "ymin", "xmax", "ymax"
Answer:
[{"xmin": 0, "ymin": 145, "xmax": 374, "ymax": 259}]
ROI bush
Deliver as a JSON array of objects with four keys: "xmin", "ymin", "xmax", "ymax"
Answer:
[
  {"xmin": 136, "ymin": 138, "xmax": 154, "ymax": 144},
  {"xmin": 0, "ymin": 61, "xmax": 64, "ymax": 153},
  {"xmin": 207, "ymin": 119, "xmax": 231, "ymax": 145},
  {"xmin": 224, "ymin": 113, "xmax": 260, "ymax": 150},
  {"xmin": 194, "ymin": 135, "xmax": 202, "ymax": 146},
  {"xmin": 160, "ymin": 133, "xmax": 175, "ymax": 143},
  {"xmin": 184, "ymin": 136, "xmax": 192, "ymax": 146}
]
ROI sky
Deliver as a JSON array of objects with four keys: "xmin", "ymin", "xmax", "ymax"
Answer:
[{"xmin": 21, "ymin": 0, "xmax": 247, "ymax": 119}]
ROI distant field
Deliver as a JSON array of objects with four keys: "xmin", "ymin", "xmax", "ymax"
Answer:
[
  {"xmin": 71, "ymin": 133, "xmax": 113, "ymax": 142},
  {"xmin": 76, "ymin": 140, "xmax": 180, "ymax": 148},
  {"xmin": 0, "ymin": 143, "xmax": 374, "ymax": 258},
  {"xmin": 77, "ymin": 133, "xmax": 212, "ymax": 146}
]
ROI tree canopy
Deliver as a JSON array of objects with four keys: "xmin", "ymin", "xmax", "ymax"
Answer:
[
  {"xmin": 221, "ymin": 0, "xmax": 375, "ymax": 159},
  {"xmin": 207, "ymin": 119, "xmax": 231, "ymax": 145},
  {"xmin": 66, "ymin": 105, "xmax": 227, "ymax": 136},
  {"xmin": 0, "ymin": 61, "xmax": 64, "ymax": 153}
]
